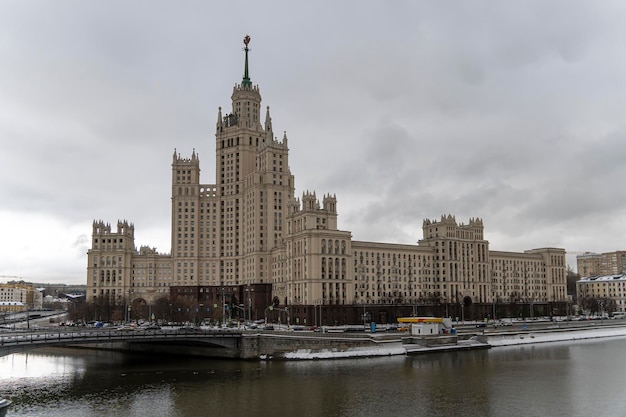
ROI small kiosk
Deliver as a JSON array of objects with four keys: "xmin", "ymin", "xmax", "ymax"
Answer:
[{"xmin": 397, "ymin": 317, "xmax": 454, "ymax": 336}]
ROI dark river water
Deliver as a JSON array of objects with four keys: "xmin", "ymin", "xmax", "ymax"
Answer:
[{"xmin": 2, "ymin": 336, "xmax": 626, "ymax": 417}]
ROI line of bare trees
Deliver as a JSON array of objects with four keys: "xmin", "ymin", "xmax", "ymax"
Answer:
[
  {"xmin": 68, "ymin": 295, "xmax": 243, "ymax": 325},
  {"xmin": 579, "ymin": 296, "xmax": 616, "ymax": 315}
]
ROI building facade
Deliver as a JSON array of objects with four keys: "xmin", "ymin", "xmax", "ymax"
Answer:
[
  {"xmin": 0, "ymin": 282, "xmax": 42, "ymax": 312},
  {"xmin": 576, "ymin": 274, "xmax": 626, "ymax": 313},
  {"xmin": 86, "ymin": 37, "xmax": 568, "ymax": 321},
  {"xmin": 577, "ymin": 251, "xmax": 626, "ymax": 277}
]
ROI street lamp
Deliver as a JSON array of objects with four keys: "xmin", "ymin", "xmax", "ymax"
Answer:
[
  {"xmin": 264, "ymin": 305, "xmax": 289, "ymax": 328},
  {"xmin": 318, "ymin": 298, "xmax": 325, "ymax": 327},
  {"xmin": 360, "ymin": 299, "xmax": 368, "ymax": 328},
  {"xmin": 314, "ymin": 298, "xmax": 324, "ymax": 327},
  {"xmin": 246, "ymin": 284, "xmax": 253, "ymax": 323},
  {"xmin": 491, "ymin": 270, "xmax": 498, "ymax": 322},
  {"xmin": 461, "ymin": 302, "xmax": 464, "ymax": 324},
  {"xmin": 221, "ymin": 287, "xmax": 226, "ymax": 326}
]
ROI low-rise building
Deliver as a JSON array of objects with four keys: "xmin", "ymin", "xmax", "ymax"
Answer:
[
  {"xmin": 0, "ymin": 301, "xmax": 27, "ymax": 313},
  {"xmin": 0, "ymin": 282, "xmax": 41, "ymax": 309},
  {"xmin": 576, "ymin": 274, "xmax": 626, "ymax": 313}
]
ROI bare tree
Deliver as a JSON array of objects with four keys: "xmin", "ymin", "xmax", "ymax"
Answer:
[{"xmin": 581, "ymin": 296, "xmax": 616, "ymax": 315}]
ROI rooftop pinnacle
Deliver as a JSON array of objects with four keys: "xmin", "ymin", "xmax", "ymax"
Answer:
[{"xmin": 242, "ymin": 34, "xmax": 251, "ymax": 88}]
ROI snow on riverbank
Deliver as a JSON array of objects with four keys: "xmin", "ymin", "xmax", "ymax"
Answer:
[
  {"xmin": 262, "ymin": 325, "xmax": 626, "ymax": 360},
  {"xmin": 487, "ymin": 326, "xmax": 626, "ymax": 347},
  {"xmin": 277, "ymin": 345, "xmax": 407, "ymax": 360}
]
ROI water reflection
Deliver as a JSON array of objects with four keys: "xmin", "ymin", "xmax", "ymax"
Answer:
[{"xmin": 1, "ymin": 339, "xmax": 626, "ymax": 417}]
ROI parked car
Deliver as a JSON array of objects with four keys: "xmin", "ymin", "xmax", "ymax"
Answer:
[{"xmin": 177, "ymin": 326, "xmax": 201, "ymax": 333}]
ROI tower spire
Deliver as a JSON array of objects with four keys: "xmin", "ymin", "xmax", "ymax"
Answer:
[
  {"xmin": 216, "ymin": 106, "xmax": 223, "ymax": 130},
  {"xmin": 242, "ymin": 34, "xmax": 252, "ymax": 88}
]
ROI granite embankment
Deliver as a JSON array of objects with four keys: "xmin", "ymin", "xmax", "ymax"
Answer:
[
  {"xmin": 480, "ymin": 323, "xmax": 626, "ymax": 347},
  {"xmin": 267, "ymin": 322, "xmax": 626, "ymax": 359}
]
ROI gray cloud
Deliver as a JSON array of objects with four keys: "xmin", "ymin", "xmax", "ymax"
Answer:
[{"xmin": 2, "ymin": 1, "xmax": 626, "ymax": 283}]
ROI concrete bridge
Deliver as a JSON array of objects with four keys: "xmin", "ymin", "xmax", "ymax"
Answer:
[
  {"xmin": 0, "ymin": 328, "xmax": 245, "ymax": 358},
  {"xmin": 0, "ymin": 327, "xmax": 402, "ymax": 359}
]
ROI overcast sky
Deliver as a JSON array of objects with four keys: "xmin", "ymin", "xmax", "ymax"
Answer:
[{"xmin": 2, "ymin": 1, "xmax": 625, "ymax": 284}]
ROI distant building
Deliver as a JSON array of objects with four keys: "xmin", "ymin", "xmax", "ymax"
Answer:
[
  {"xmin": 34, "ymin": 283, "xmax": 87, "ymax": 300},
  {"xmin": 577, "ymin": 251, "xmax": 626, "ymax": 277},
  {"xmin": 86, "ymin": 37, "xmax": 568, "ymax": 321},
  {"xmin": 0, "ymin": 282, "xmax": 42, "ymax": 310},
  {"xmin": 0, "ymin": 301, "xmax": 27, "ymax": 313}
]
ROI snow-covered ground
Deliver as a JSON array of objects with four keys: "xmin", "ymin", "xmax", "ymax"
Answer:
[
  {"xmin": 270, "ymin": 326, "xmax": 626, "ymax": 360},
  {"xmin": 279, "ymin": 345, "xmax": 407, "ymax": 360},
  {"xmin": 487, "ymin": 326, "xmax": 626, "ymax": 346}
]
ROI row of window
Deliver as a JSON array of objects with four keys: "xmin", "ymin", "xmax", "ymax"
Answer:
[{"xmin": 321, "ymin": 239, "xmax": 346, "ymax": 255}]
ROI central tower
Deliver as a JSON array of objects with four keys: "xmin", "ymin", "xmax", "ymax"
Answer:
[{"xmin": 212, "ymin": 35, "xmax": 294, "ymax": 286}]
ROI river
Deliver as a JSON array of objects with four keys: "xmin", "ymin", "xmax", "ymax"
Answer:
[{"xmin": 2, "ymin": 336, "xmax": 626, "ymax": 417}]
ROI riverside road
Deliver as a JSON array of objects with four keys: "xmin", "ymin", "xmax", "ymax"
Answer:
[{"xmin": 1, "ymin": 318, "xmax": 624, "ymax": 358}]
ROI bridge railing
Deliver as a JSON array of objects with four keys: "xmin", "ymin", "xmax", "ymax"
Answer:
[{"xmin": 0, "ymin": 327, "xmax": 244, "ymax": 348}]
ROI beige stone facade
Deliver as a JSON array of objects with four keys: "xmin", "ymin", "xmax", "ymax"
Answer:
[
  {"xmin": 352, "ymin": 241, "xmax": 433, "ymax": 306},
  {"xmin": 0, "ymin": 282, "xmax": 41, "ymax": 311},
  {"xmin": 86, "ymin": 38, "xmax": 568, "ymax": 310},
  {"xmin": 576, "ymin": 274, "xmax": 626, "ymax": 313},
  {"xmin": 418, "ymin": 216, "xmax": 490, "ymax": 304},
  {"xmin": 577, "ymin": 251, "xmax": 626, "ymax": 277},
  {"xmin": 490, "ymin": 248, "xmax": 567, "ymax": 303}
]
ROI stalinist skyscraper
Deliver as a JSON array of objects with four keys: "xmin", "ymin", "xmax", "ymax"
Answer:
[
  {"xmin": 170, "ymin": 34, "xmax": 294, "ymax": 289},
  {"xmin": 86, "ymin": 36, "xmax": 567, "ymax": 323}
]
